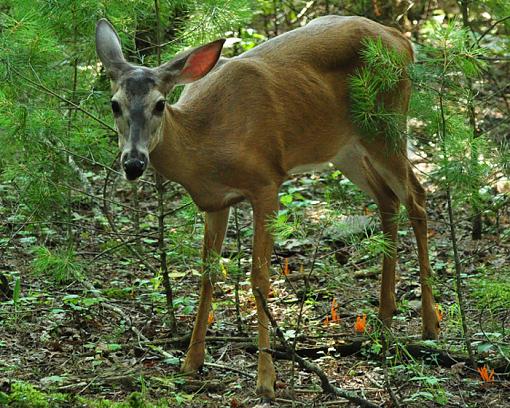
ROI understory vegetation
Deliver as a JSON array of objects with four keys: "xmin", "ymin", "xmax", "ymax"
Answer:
[{"xmin": 1, "ymin": 0, "xmax": 509, "ymax": 407}]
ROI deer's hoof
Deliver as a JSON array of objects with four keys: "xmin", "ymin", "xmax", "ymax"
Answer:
[
  {"xmin": 422, "ymin": 326, "xmax": 439, "ymax": 340},
  {"xmin": 255, "ymin": 385, "xmax": 275, "ymax": 401},
  {"xmin": 378, "ymin": 312, "xmax": 395, "ymax": 329},
  {"xmin": 253, "ymin": 397, "xmax": 273, "ymax": 407},
  {"xmin": 180, "ymin": 358, "xmax": 203, "ymax": 375}
]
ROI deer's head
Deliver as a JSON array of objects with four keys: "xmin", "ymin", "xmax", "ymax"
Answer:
[{"xmin": 95, "ymin": 19, "xmax": 224, "ymax": 180}]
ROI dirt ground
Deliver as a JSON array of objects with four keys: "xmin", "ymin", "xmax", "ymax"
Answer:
[{"xmin": 1, "ymin": 169, "xmax": 509, "ymax": 407}]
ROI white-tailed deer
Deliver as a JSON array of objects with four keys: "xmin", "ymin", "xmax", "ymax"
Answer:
[{"xmin": 96, "ymin": 15, "xmax": 439, "ymax": 400}]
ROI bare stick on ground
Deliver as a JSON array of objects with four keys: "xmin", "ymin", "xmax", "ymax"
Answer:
[
  {"xmin": 254, "ymin": 287, "xmax": 380, "ymax": 408},
  {"xmin": 155, "ymin": 174, "xmax": 177, "ymax": 331}
]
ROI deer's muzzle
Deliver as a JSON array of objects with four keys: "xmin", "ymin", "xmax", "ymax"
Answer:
[{"xmin": 122, "ymin": 151, "xmax": 147, "ymax": 181}]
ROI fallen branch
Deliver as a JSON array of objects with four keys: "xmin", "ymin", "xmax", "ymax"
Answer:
[
  {"xmin": 204, "ymin": 362, "xmax": 255, "ymax": 379},
  {"xmin": 404, "ymin": 343, "xmax": 470, "ymax": 367},
  {"xmin": 254, "ymin": 287, "xmax": 379, "ymax": 408},
  {"xmin": 265, "ymin": 348, "xmax": 378, "ymax": 408}
]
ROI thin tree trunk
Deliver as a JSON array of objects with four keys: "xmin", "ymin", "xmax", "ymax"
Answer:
[
  {"xmin": 459, "ymin": 0, "xmax": 483, "ymax": 240},
  {"xmin": 156, "ymin": 175, "xmax": 177, "ymax": 332},
  {"xmin": 233, "ymin": 207, "xmax": 244, "ymax": 334},
  {"xmin": 65, "ymin": 2, "xmax": 79, "ymax": 244},
  {"xmin": 154, "ymin": 0, "xmax": 177, "ymax": 330},
  {"xmin": 439, "ymin": 81, "xmax": 476, "ymax": 369}
]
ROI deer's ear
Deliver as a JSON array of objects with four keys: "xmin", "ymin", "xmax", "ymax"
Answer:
[
  {"xmin": 156, "ymin": 39, "xmax": 225, "ymax": 86},
  {"xmin": 96, "ymin": 19, "xmax": 130, "ymax": 80}
]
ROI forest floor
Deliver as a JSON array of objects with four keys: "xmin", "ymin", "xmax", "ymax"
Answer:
[{"xmin": 1, "ymin": 164, "xmax": 510, "ymax": 407}]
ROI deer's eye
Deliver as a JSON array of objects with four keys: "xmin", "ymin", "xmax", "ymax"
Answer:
[
  {"xmin": 111, "ymin": 100, "xmax": 121, "ymax": 115},
  {"xmin": 154, "ymin": 100, "xmax": 165, "ymax": 114}
]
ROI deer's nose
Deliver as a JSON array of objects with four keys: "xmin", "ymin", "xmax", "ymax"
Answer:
[{"xmin": 123, "ymin": 158, "xmax": 146, "ymax": 180}]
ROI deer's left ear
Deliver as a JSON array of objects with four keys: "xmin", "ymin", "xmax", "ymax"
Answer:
[
  {"xmin": 156, "ymin": 39, "xmax": 226, "ymax": 87},
  {"xmin": 96, "ymin": 19, "xmax": 131, "ymax": 80}
]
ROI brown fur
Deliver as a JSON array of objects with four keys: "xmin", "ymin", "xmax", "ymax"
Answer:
[{"xmin": 97, "ymin": 15, "xmax": 438, "ymax": 400}]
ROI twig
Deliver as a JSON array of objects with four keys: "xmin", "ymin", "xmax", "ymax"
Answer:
[
  {"xmin": 102, "ymin": 159, "xmax": 160, "ymax": 277},
  {"xmin": 381, "ymin": 330, "xmax": 402, "ymax": 408},
  {"xmin": 92, "ymin": 234, "xmax": 145, "ymax": 261},
  {"xmin": 155, "ymin": 174, "xmax": 177, "ymax": 331},
  {"xmin": 204, "ymin": 362, "xmax": 255, "ymax": 379},
  {"xmin": 131, "ymin": 183, "xmax": 141, "ymax": 251},
  {"xmin": 81, "ymin": 280, "xmax": 132, "ymax": 327},
  {"xmin": 163, "ymin": 201, "xmax": 193, "ymax": 218},
  {"xmin": 266, "ymin": 349, "xmax": 379, "ymax": 408},
  {"xmin": 233, "ymin": 207, "xmax": 245, "ymax": 334},
  {"xmin": 289, "ymin": 224, "xmax": 326, "ymax": 398},
  {"xmin": 476, "ymin": 15, "xmax": 510, "ymax": 45},
  {"xmin": 55, "ymin": 143, "xmax": 156, "ymax": 187},
  {"xmin": 153, "ymin": 0, "xmax": 177, "ymax": 331},
  {"xmin": 459, "ymin": 0, "xmax": 484, "ymax": 240},
  {"xmin": 477, "ymin": 311, "xmax": 510, "ymax": 364},
  {"xmin": 254, "ymin": 287, "xmax": 379, "ymax": 408},
  {"xmin": 290, "ymin": 0, "xmax": 316, "ymax": 24}
]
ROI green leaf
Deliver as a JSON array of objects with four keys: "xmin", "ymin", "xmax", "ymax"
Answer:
[
  {"xmin": 107, "ymin": 343, "xmax": 122, "ymax": 352},
  {"xmin": 280, "ymin": 194, "xmax": 293, "ymax": 206},
  {"xmin": 163, "ymin": 356, "xmax": 180, "ymax": 366},
  {"xmin": 477, "ymin": 342, "xmax": 494, "ymax": 353},
  {"xmin": 13, "ymin": 276, "xmax": 21, "ymax": 304}
]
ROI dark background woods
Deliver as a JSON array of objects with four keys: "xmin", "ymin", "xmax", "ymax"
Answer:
[{"xmin": 0, "ymin": 1, "xmax": 509, "ymax": 407}]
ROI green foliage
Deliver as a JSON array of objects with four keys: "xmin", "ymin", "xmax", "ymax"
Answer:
[
  {"xmin": 267, "ymin": 209, "xmax": 306, "ymax": 243},
  {"xmin": 0, "ymin": 2, "xmax": 509, "ymax": 406},
  {"xmin": 410, "ymin": 20, "xmax": 494, "ymax": 211},
  {"xmin": 1, "ymin": 381, "xmax": 183, "ymax": 407},
  {"xmin": 479, "ymin": 0, "xmax": 510, "ymax": 25},
  {"xmin": 472, "ymin": 274, "xmax": 510, "ymax": 312},
  {"xmin": 433, "ymin": 116, "xmax": 491, "ymax": 206},
  {"xmin": 391, "ymin": 360, "xmax": 450, "ymax": 405},
  {"xmin": 0, "ymin": 1, "xmax": 114, "ymax": 221},
  {"xmin": 12, "ymin": 275, "xmax": 21, "ymax": 311},
  {"xmin": 324, "ymin": 171, "xmax": 367, "ymax": 207},
  {"xmin": 181, "ymin": 0, "xmax": 253, "ymax": 45},
  {"xmin": 358, "ymin": 231, "xmax": 395, "ymax": 258},
  {"xmin": 1, "ymin": 382, "xmax": 68, "ymax": 408},
  {"xmin": 349, "ymin": 37, "xmax": 409, "ymax": 149},
  {"xmin": 62, "ymin": 293, "xmax": 104, "ymax": 311},
  {"xmin": 31, "ymin": 246, "xmax": 83, "ymax": 283},
  {"xmin": 359, "ymin": 37, "xmax": 408, "ymax": 91},
  {"xmin": 418, "ymin": 19, "xmax": 486, "ymax": 74}
]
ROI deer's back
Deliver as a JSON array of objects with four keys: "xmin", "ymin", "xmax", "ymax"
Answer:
[
  {"xmin": 240, "ymin": 16, "xmax": 413, "ymax": 70},
  {"xmin": 175, "ymin": 16, "xmax": 413, "ymax": 183}
]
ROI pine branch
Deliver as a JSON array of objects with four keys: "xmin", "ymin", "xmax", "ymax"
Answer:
[{"xmin": 8, "ymin": 65, "xmax": 117, "ymax": 133}]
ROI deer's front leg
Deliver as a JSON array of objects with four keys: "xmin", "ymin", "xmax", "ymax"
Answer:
[
  {"xmin": 251, "ymin": 191, "xmax": 279, "ymax": 400},
  {"xmin": 181, "ymin": 208, "xmax": 230, "ymax": 374}
]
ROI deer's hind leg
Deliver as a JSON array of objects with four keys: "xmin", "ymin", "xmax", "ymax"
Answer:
[
  {"xmin": 364, "ymin": 161, "xmax": 401, "ymax": 325},
  {"xmin": 368, "ymin": 153, "xmax": 439, "ymax": 340},
  {"xmin": 405, "ymin": 168, "xmax": 439, "ymax": 339},
  {"xmin": 334, "ymin": 147, "xmax": 400, "ymax": 327}
]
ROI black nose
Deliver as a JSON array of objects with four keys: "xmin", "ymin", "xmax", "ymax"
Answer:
[{"xmin": 123, "ymin": 158, "xmax": 146, "ymax": 180}]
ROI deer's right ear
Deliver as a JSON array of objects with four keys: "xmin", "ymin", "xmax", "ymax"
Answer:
[{"xmin": 96, "ymin": 19, "xmax": 130, "ymax": 80}]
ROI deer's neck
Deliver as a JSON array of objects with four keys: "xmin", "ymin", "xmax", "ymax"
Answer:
[
  {"xmin": 149, "ymin": 105, "xmax": 192, "ymax": 182},
  {"xmin": 148, "ymin": 104, "xmax": 244, "ymax": 212}
]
